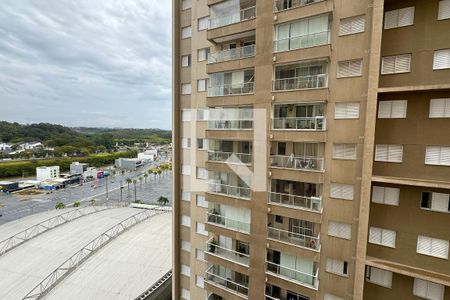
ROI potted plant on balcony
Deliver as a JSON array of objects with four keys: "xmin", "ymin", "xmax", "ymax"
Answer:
[{"xmin": 237, "ymin": 244, "xmax": 247, "ymax": 257}]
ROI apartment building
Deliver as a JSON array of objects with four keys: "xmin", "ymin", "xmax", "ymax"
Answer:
[{"xmin": 172, "ymin": 0, "xmax": 450, "ymax": 299}]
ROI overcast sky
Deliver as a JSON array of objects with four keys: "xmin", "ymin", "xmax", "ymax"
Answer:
[{"xmin": 0, "ymin": 0, "xmax": 172, "ymax": 129}]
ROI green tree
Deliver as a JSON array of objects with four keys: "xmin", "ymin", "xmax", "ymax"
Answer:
[
  {"xmin": 55, "ymin": 202, "xmax": 65, "ymax": 209},
  {"xmin": 126, "ymin": 177, "xmax": 132, "ymax": 190},
  {"xmin": 144, "ymin": 173, "xmax": 148, "ymax": 182},
  {"xmin": 73, "ymin": 201, "xmax": 81, "ymax": 207}
]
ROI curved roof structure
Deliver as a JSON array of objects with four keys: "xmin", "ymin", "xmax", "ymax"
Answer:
[{"xmin": 0, "ymin": 206, "xmax": 172, "ymax": 300}]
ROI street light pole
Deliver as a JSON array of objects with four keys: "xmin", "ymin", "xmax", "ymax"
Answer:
[
  {"xmin": 120, "ymin": 180, "xmax": 123, "ymax": 202},
  {"xmin": 105, "ymin": 176, "xmax": 109, "ymax": 201}
]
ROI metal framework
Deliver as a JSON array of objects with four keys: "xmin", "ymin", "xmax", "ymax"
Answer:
[
  {"xmin": 0, "ymin": 206, "xmax": 112, "ymax": 257},
  {"xmin": 134, "ymin": 270, "xmax": 173, "ymax": 300},
  {"xmin": 22, "ymin": 207, "xmax": 170, "ymax": 300}
]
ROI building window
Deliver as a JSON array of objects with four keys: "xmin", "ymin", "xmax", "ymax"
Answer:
[
  {"xmin": 325, "ymin": 258, "xmax": 348, "ymax": 277},
  {"xmin": 433, "ymin": 49, "xmax": 450, "ymax": 70},
  {"xmin": 196, "ymin": 248, "xmax": 205, "ymax": 261},
  {"xmin": 197, "ymin": 138, "xmax": 208, "ymax": 150},
  {"xmin": 330, "ymin": 183, "xmax": 354, "ymax": 200},
  {"xmin": 421, "ymin": 192, "xmax": 450, "ymax": 213},
  {"xmin": 182, "ymin": 191, "xmax": 191, "ymax": 201},
  {"xmin": 374, "ymin": 144, "xmax": 403, "ymax": 163},
  {"xmin": 366, "ymin": 267, "xmax": 393, "ymax": 288},
  {"xmin": 198, "ymin": 17, "xmax": 209, "ymax": 31},
  {"xmin": 378, "ymin": 100, "xmax": 407, "ymax": 118},
  {"xmin": 417, "ymin": 235, "xmax": 449, "ymax": 259},
  {"xmin": 182, "ymin": 137, "xmax": 191, "ymax": 149},
  {"xmin": 430, "ymin": 98, "xmax": 450, "ymax": 118},
  {"xmin": 197, "ymin": 109, "xmax": 209, "ymax": 121},
  {"xmin": 181, "ymin": 288, "xmax": 190, "ymax": 300},
  {"xmin": 198, "ymin": 48, "xmax": 210, "ymax": 62},
  {"xmin": 369, "ymin": 227, "xmax": 396, "ymax": 248},
  {"xmin": 197, "ymin": 79, "xmax": 207, "ymax": 92},
  {"xmin": 181, "ymin": 215, "xmax": 191, "ymax": 227},
  {"xmin": 337, "ymin": 59, "xmax": 363, "ymax": 78},
  {"xmin": 181, "ymin": 240, "xmax": 191, "ymax": 252},
  {"xmin": 181, "ymin": 264, "xmax": 191, "ymax": 277},
  {"xmin": 333, "ymin": 143, "xmax": 357, "ymax": 160},
  {"xmin": 181, "ymin": 55, "xmax": 191, "ymax": 67},
  {"xmin": 413, "ymin": 279, "xmax": 445, "ymax": 300},
  {"xmin": 381, "ymin": 54, "xmax": 411, "ymax": 74},
  {"xmin": 181, "ymin": 109, "xmax": 191, "ymax": 122},
  {"xmin": 335, "ymin": 102, "xmax": 360, "ymax": 119},
  {"xmin": 196, "ymin": 222, "xmax": 208, "ymax": 236},
  {"xmin": 196, "ymin": 194, "xmax": 208, "ymax": 208},
  {"xmin": 181, "ymin": 0, "xmax": 192, "ymax": 10},
  {"xmin": 181, "ymin": 83, "xmax": 191, "ymax": 95},
  {"xmin": 339, "ymin": 15, "xmax": 365, "ymax": 36},
  {"xmin": 181, "ymin": 26, "xmax": 192, "ymax": 39},
  {"xmin": 196, "ymin": 275, "xmax": 205, "ymax": 288},
  {"xmin": 372, "ymin": 186, "xmax": 400, "ymax": 206},
  {"xmin": 439, "ymin": 0, "xmax": 450, "ymax": 20},
  {"xmin": 196, "ymin": 167, "xmax": 208, "ymax": 179},
  {"xmin": 182, "ymin": 164, "xmax": 191, "ymax": 175},
  {"xmin": 328, "ymin": 221, "xmax": 352, "ymax": 240},
  {"xmin": 425, "ymin": 146, "xmax": 450, "ymax": 166},
  {"xmin": 384, "ymin": 7, "xmax": 415, "ymax": 29}
]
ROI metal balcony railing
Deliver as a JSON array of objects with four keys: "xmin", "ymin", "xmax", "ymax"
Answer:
[
  {"xmin": 274, "ymin": 0, "xmax": 324, "ymax": 12},
  {"xmin": 266, "ymin": 261, "xmax": 319, "ymax": 289},
  {"xmin": 206, "ymin": 265, "xmax": 249, "ymax": 298},
  {"xmin": 208, "ymin": 182, "xmax": 251, "ymax": 199},
  {"xmin": 208, "ymin": 82, "xmax": 254, "ymax": 97},
  {"xmin": 207, "ymin": 212, "xmax": 250, "ymax": 233},
  {"xmin": 206, "ymin": 237, "xmax": 250, "ymax": 266},
  {"xmin": 208, "ymin": 151, "xmax": 252, "ymax": 164},
  {"xmin": 270, "ymin": 155, "xmax": 324, "ymax": 171},
  {"xmin": 208, "ymin": 45, "xmax": 256, "ymax": 64},
  {"xmin": 268, "ymin": 192, "xmax": 322, "ymax": 213},
  {"xmin": 265, "ymin": 295, "xmax": 281, "ymax": 300},
  {"xmin": 267, "ymin": 227, "xmax": 320, "ymax": 251},
  {"xmin": 273, "ymin": 74, "xmax": 327, "ymax": 91},
  {"xmin": 208, "ymin": 6, "xmax": 256, "ymax": 29},
  {"xmin": 272, "ymin": 116, "xmax": 326, "ymax": 130},
  {"xmin": 273, "ymin": 31, "xmax": 330, "ymax": 52}
]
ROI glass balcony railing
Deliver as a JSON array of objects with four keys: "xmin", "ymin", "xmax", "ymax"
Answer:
[
  {"xmin": 273, "ymin": 74, "xmax": 327, "ymax": 91},
  {"xmin": 272, "ymin": 116, "xmax": 326, "ymax": 130},
  {"xmin": 267, "ymin": 227, "xmax": 320, "ymax": 251},
  {"xmin": 207, "ymin": 212, "xmax": 251, "ymax": 233},
  {"xmin": 270, "ymin": 155, "xmax": 324, "ymax": 171},
  {"xmin": 208, "ymin": 182, "xmax": 251, "ymax": 199},
  {"xmin": 268, "ymin": 192, "xmax": 322, "ymax": 213},
  {"xmin": 206, "ymin": 237, "xmax": 250, "ymax": 266},
  {"xmin": 274, "ymin": 0, "xmax": 324, "ymax": 12},
  {"xmin": 208, "ymin": 82, "xmax": 254, "ymax": 97},
  {"xmin": 266, "ymin": 261, "xmax": 319, "ymax": 289},
  {"xmin": 208, "ymin": 45, "xmax": 256, "ymax": 64},
  {"xmin": 273, "ymin": 31, "xmax": 330, "ymax": 52},
  {"xmin": 265, "ymin": 295, "xmax": 280, "ymax": 300},
  {"xmin": 208, "ymin": 151, "xmax": 252, "ymax": 164},
  {"xmin": 208, "ymin": 6, "xmax": 256, "ymax": 29},
  {"xmin": 207, "ymin": 119, "xmax": 253, "ymax": 130},
  {"xmin": 206, "ymin": 265, "xmax": 249, "ymax": 298}
]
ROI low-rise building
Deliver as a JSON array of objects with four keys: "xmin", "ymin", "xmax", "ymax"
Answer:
[
  {"xmin": 115, "ymin": 158, "xmax": 144, "ymax": 170},
  {"xmin": 0, "ymin": 143, "xmax": 12, "ymax": 152},
  {"xmin": 18, "ymin": 142, "xmax": 43, "ymax": 151},
  {"xmin": 70, "ymin": 162, "xmax": 89, "ymax": 175},
  {"xmin": 36, "ymin": 166, "xmax": 60, "ymax": 181},
  {"xmin": 0, "ymin": 181, "xmax": 19, "ymax": 193},
  {"xmin": 137, "ymin": 149, "xmax": 158, "ymax": 161}
]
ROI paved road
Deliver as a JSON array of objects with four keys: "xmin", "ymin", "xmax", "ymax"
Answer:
[{"xmin": 0, "ymin": 161, "xmax": 172, "ymax": 225}]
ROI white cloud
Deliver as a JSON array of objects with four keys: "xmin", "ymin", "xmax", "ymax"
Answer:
[{"xmin": 0, "ymin": 0, "xmax": 172, "ymax": 129}]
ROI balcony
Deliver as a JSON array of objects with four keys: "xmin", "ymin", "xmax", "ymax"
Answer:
[
  {"xmin": 271, "ymin": 155, "xmax": 324, "ymax": 172},
  {"xmin": 273, "ymin": 60, "xmax": 328, "ymax": 92},
  {"xmin": 208, "ymin": 6, "xmax": 256, "ymax": 30},
  {"xmin": 273, "ymin": 0, "xmax": 324, "ymax": 12},
  {"xmin": 207, "ymin": 212, "xmax": 251, "ymax": 233},
  {"xmin": 274, "ymin": 31, "xmax": 330, "ymax": 53},
  {"xmin": 208, "ymin": 151, "xmax": 253, "ymax": 164},
  {"xmin": 207, "ymin": 108, "xmax": 253, "ymax": 130},
  {"xmin": 268, "ymin": 192, "xmax": 322, "ymax": 213},
  {"xmin": 272, "ymin": 116, "xmax": 326, "ymax": 131},
  {"xmin": 205, "ymin": 265, "xmax": 249, "ymax": 299},
  {"xmin": 266, "ymin": 261, "xmax": 318, "ymax": 289},
  {"xmin": 272, "ymin": 103, "xmax": 325, "ymax": 130},
  {"xmin": 208, "ymin": 82, "xmax": 254, "ymax": 97},
  {"xmin": 267, "ymin": 227, "xmax": 320, "ymax": 251},
  {"xmin": 208, "ymin": 45, "xmax": 256, "ymax": 64},
  {"xmin": 206, "ymin": 237, "xmax": 250, "ymax": 266},
  {"xmin": 208, "ymin": 182, "xmax": 251, "ymax": 199}
]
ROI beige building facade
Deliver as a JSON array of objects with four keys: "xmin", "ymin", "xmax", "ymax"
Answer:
[{"xmin": 172, "ymin": 0, "xmax": 450, "ymax": 299}]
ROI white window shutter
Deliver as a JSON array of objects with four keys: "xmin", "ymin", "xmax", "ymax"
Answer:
[
  {"xmin": 430, "ymin": 99, "xmax": 447, "ymax": 118},
  {"xmin": 388, "ymin": 145, "xmax": 403, "ymax": 162},
  {"xmin": 328, "ymin": 221, "xmax": 351, "ymax": 240},
  {"xmin": 433, "ymin": 49, "xmax": 450, "ymax": 70},
  {"xmin": 339, "ymin": 18, "xmax": 353, "ymax": 35},
  {"xmin": 352, "ymin": 15, "xmax": 365, "ymax": 33},
  {"xmin": 378, "ymin": 101, "xmax": 392, "ymax": 118},
  {"xmin": 372, "ymin": 186, "xmax": 385, "ymax": 203},
  {"xmin": 431, "ymin": 193, "xmax": 449, "ymax": 212},
  {"xmin": 333, "ymin": 144, "xmax": 345, "ymax": 159},
  {"xmin": 381, "ymin": 56, "xmax": 395, "ymax": 74},
  {"xmin": 340, "ymin": 15, "xmax": 365, "ymax": 36},
  {"xmin": 439, "ymin": 0, "xmax": 450, "ymax": 20},
  {"xmin": 398, "ymin": 7, "xmax": 414, "ymax": 27},
  {"xmin": 384, "ymin": 10, "xmax": 398, "ymax": 29},
  {"xmin": 349, "ymin": 60, "xmax": 362, "ymax": 76},
  {"xmin": 431, "ymin": 238, "xmax": 449, "ymax": 259},
  {"xmin": 382, "ymin": 230, "xmax": 396, "ymax": 248},
  {"xmin": 384, "ymin": 187, "xmax": 400, "ymax": 205},
  {"xmin": 375, "ymin": 144, "xmax": 388, "ymax": 161},
  {"xmin": 395, "ymin": 54, "xmax": 411, "ymax": 73},
  {"xmin": 391, "ymin": 100, "xmax": 407, "ymax": 118},
  {"xmin": 367, "ymin": 267, "xmax": 393, "ymax": 288},
  {"xmin": 335, "ymin": 103, "xmax": 359, "ymax": 119},
  {"xmin": 369, "ymin": 227, "xmax": 382, "ymax": 244}
]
